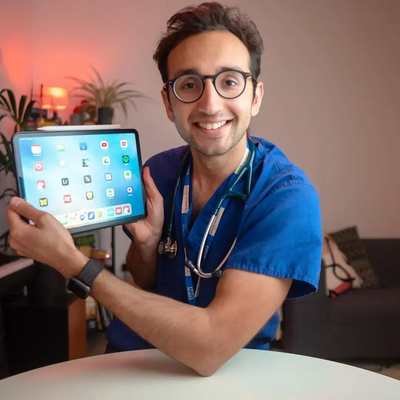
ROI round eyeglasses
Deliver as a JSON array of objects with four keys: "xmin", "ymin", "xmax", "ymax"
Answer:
[{"xmin": 164, "ymin": 70, "xmax": 257, "ymax": 103}]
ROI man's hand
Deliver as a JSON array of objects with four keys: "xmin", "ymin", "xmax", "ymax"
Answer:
[
  {"xmin": 124, "ymin": 166, "xmax": 164, "ymax": 247},
  {"xmin": 7, "ymin": 197, "xmax": 87, "ymax": 279}
]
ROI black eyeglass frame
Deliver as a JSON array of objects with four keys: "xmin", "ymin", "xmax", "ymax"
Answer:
[{"xmin": 163, "ymin": 70, "xmax": 258, "ymax": 103}]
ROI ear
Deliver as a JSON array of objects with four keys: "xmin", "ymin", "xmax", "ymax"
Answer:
[
  {"xmin": 251, "ymin": 81, "xmax": 264, "ymax": 117},
  {"xmin": 161, "ymin": 87, "xmax": 175, "ymax": 123}
]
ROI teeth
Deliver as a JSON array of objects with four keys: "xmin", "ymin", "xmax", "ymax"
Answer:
[{"xmin": 198, "ymin": 121, "xmax": 228, "ymax": 130}]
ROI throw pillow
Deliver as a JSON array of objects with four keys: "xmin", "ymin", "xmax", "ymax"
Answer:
[
  {"xmin": 329, "ymin": 226, "xmax": 380, "ymax": 288},
  {"xmin": 322, "ymin": 233, "xmax": 363, "ymax": 298}
]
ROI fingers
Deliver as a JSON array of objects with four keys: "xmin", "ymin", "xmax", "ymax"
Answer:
[
  {"xmin": 6, "ymin": 205, "xmax": 29, "ymax": 232},
  {"xmin": 8, "ymin": 197, "xmax": 44, "ymax": 225},
  {"xmin": 142, "ymin": 167, "xmax": 162, "ymax": 202}
]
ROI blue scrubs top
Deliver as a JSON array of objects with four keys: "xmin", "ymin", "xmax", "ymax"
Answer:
[{"xmin": 106, "ymin": 136, "xmax": 323, "ymax": 351}]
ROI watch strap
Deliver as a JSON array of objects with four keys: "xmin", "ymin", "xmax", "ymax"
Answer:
[{"xmin": 77, "ymin": 259, "xmax": 104, "ymax": 287}]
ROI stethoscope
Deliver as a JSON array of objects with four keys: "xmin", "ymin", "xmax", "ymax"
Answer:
[{"xmin": 158, "ymin": 137, "xmax": 256, "ymax": 279}]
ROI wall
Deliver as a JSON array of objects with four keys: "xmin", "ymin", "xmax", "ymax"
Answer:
[
  {"xmin": 0, "ymin": 0, "xmax": 33, "ymax": 238},
  {"xmin": 1, "ymin": 0, "xmax": 400, "ymax": 275}
]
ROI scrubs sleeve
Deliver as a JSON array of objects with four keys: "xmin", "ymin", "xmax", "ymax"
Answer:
[{"xmin": 224, "ymin": 182, "xmax": 323, "ymax": 299}]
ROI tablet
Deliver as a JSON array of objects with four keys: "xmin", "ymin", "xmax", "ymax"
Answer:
[{"xmin": 12, "ymin": 128, "xmax": 146, "ymax": 234}]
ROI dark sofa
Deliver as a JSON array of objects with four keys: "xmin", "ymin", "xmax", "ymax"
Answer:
[{"xmin": 281, "ymin": 239, "xmax": 400, "ymax": 360}]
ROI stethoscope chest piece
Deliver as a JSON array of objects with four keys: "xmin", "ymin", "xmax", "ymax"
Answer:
[{"xmin": 158, "ymin": 237, "xmax": 178, "ymax": 259}]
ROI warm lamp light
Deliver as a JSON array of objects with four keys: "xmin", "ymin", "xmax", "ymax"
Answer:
[{"xmin": 41, "ymin": 86, "xmax": 68, "ymax": 110}]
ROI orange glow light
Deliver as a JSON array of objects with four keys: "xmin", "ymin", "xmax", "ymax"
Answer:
[{"xmin": 42, "ymin": 86, "xmax": 68, "ymax": 110}]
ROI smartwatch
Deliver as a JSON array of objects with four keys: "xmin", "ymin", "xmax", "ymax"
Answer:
[{"xmin": 67, "ymin": 259, "xmax": 104, "ymax": 299}]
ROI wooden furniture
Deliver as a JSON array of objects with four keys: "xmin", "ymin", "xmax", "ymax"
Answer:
[
  {"xmin": 0, "ymin": 349, "xmax": 399, "ymax": 399},
  {"xmin": 3, "ymin": 293, "xmax": 86, "ymax": 376}
]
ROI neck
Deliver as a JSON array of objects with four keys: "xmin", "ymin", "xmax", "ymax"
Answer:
[{"xmin": 191, "ymin": 135, "xmax": 248, "ymax": 193}]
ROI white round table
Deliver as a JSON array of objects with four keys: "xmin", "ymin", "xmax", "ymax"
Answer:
[{"xmin": 0, "ymin": 349, "xmax": 399, "ymax": 399}]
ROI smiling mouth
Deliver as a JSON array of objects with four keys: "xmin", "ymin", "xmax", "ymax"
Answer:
[{"xmin": 195, "ymin": 120, "xmax": 232, "ymax": 130}]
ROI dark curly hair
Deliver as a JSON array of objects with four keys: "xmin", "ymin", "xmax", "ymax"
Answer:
[{"xmin": 153, "ymin": 2, "xmax": 264, "ymax": 83}]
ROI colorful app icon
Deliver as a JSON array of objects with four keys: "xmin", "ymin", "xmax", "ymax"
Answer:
[
  {"xmin": 97, "ymin": 210, "xmax": 104, "ymax": 219},
  {"xmin": 100, "ymin": 140, "xmax": 108, "ymax": 149},
  {"xmin": 80, "ymin": 142, "xmax": 87, "ymax": 151},
  {"xmin": 39, "ymin": 198, "xmax": 48, "ymax": 207},
  {"xmin": 123, "ymin": 205, "xmax": 131, "ymax": 214},
  {"xmin": 106, "ymin": 188, "xmax": 114, "ymax": 198},
  {"xmin": 122, "ymin": 155, "xmax": 130, "ymax": 164},
  {"xmin": 126, "ymin": 186, "xmax": 133, "ymax": 194},
  {"xmin": 61, "ymin": 177, "xmax": 69, "ymax": 186},
  {"xmin": 60, "ymin": 160, "xmax": 66, "ymax": 167},
  {"xmin": 79, "ymin": 214, "xmax": 85, "ymax": 221},
  {"xmin": 115, "ymin": 207, "xmax": 122, "ymax": 215},
  {"xmin": 124, "ymin": 170, "xmax": 132, "ymax": 180},
  {"xmin": 102, "ymin": 156, "xmax": 110, "ymax": 166},
  {"xmin": 105, "ymin": 173, "xmax": 112, "ymax": 181},
  {"xmin": 84, "ymin": 175, "xmax": 92, "ymax": 184},
  {"xmin": 107, "ymin": 208, "xmax": 115, "ymax": 217},
  {"xmin": 34, "ymin": 161, "xmax": 44, "ymax": 172},
  {"xmin": 31, "ymin": 144, "xmax": 41, "ymax": 155},
  {"xmin": 57, "ymin": 144, "xmax": 65, "ymax": 152},
  {"xmin": 86, "ymin": 191, "xmax": 94, "ymax": 200},
  {"xmin": 88, "ymin": 212, "xmax": 95, "ymax": 220},
  {"xmin": 37, "ymin": 180, "xmax": 46, "ymax": 190},
  {"xmin": 59, "ymin": 216, "xmax": 68, "ymax": 226},
  {"xmin": 63, "ymin": 194, "xmax": 72, "ymax": 203},
  {"xmin": 120, "ymin": 139, "xmax": 128, "ymax": 148}
]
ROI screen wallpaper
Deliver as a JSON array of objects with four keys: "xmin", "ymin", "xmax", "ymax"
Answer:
[{"xmin": 16, "ymin": 132, "xmax": 145, "ymax": 230}]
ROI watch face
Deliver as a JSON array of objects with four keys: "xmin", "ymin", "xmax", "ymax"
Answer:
[{"xmin": 68, "ymin": 278, "xmax": 90, "ymax": 299}]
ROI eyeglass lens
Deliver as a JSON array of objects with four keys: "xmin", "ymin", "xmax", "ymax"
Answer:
[{"xmin": 173, "ymin": 71, "xmax": 247, "ymax": 102}]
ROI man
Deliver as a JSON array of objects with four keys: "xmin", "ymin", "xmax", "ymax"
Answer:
[{"xmin": 7, "ymin": 3, "xmax": 322, "ymax": 376}]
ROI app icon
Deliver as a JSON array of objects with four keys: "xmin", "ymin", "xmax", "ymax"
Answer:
[
  {"xmin": 102, "ymin": 156, "xmax": 110, "ymax": 166},
  {"xmin": 37, "ymin": 180, "xmax": 46, "ymax": 190},
  {"xmin": 115, "ymin": 207, "xmax": 122, "ymax": 215},
  {"xmin": 105, "ymin": 173, "xmax": 112, "ymax": 181},
  {"xmin": 61, "ymin": 177, "xmax": 69, "ymax": 186},
  {"xmin": 79, "ymin": 214, "xmax": 85, "ymax": 221},
  {"xmin": 80, "ymin": 142, "xmax": 87, "ymax": 151},
  {"xmin": 123, "ymin": 205, "xmax": 131, "ymax": 214},
  {"xmin": 60, "ymin": 160, "xmax": 66, "ymax": 167},
  {"xmin": 97, "ymin": 210, "xmax": 104, "ymax": 219},
  {"xmin": 69, "ymin": 214, "xmax": 78, "ymax": 223},
  {"xmin": 59, "ymin": 216, "xmax": 68, "ymax": 226},
  {"xmin": 120, "ymin": 139, "xmax": 128, "ymax": 148},
  {"xmin": 34, "ymin": 161, "xmax": 44, "ymax": 172},
  {"xmin": 86, "ymin": 191, "xmax": 94, "ymax": 200},
  {"xmin": 107, "ymin": 208, "xmax": 115, "ymax": 217},
  {"xmin": 31, "ymin": 144, "xmax": 41, "ymax": 155},
  {"xmin": 107, "ymin": 188, "xmax": 114, "ymax": 198},
  {"xmin": 124, "ymin": 170, "xmax": 132, "ymax": 180},
  {"xmin": 122, "ymin": 155, "xmax": 130, "ymax": 164},
  {"xmin": 39, "ymin": 198, "xmax": 48, "ymax": 207},
  {"xmin": 126, "ymin": 186, "xmax": 133, "ymax": 194},
  {"xmin": 88, "ymin": 212, "xmax": 95, "ymax": 220},
  {"xmin": 84, "ymin": 175, "xmax": 92, "ymax": 184},
  {"xmin": 100, "ymin": 140, "xmax": 108, "ymax": 149},
  {"xmin": 63, "ymin": 194, "xmax": 72, "ymax": 203},
  {"xmin": 82, "ymin": 158, "xmax": 89, "ymax": 167},
  {"xmin": 57, "ymin": 144, "xmax": 65, "ymax": 152}
]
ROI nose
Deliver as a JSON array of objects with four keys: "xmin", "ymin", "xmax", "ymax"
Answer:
[{"xmin": 196, "ymin": 79, "xmax": 223, "ymax": 115}]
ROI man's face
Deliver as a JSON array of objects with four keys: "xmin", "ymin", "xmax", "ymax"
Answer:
[{"xmin": 161, "ymin": 30, "xmax": 263, "ymax": 158}]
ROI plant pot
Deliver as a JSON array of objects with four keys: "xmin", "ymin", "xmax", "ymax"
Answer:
[{"xmin": 97, "ymin": 107, "xmax": 113, "ymax": 125}]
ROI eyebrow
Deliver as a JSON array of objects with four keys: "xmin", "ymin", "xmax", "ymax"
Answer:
[{"xmin": 172, "ymin": 66, "xmax": 246, "ymax": 79}]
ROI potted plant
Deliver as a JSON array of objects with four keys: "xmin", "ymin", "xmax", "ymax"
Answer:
[
  {"xmin": 0, "ymin": 88, "xmax": 36, "ymax": 252},
  {"xmin": 67, "ymin": 66, "xmax": 148, "ymax": 124}
]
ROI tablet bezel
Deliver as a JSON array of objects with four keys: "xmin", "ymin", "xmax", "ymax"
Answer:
[{"xmin": 12, "ymin": 128, "xmax": 147, "ymax": 235}]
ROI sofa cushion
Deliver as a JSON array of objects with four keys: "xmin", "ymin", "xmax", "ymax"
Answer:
[
  {"xmin": 330, "ymin": 226, "xmax": 380, "ymax": 288},
  {"xmin": 329, "ymin": 287, "xmax": 400, "ymax": 325}
]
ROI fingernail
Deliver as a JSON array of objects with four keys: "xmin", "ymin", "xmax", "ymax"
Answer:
[{"xmin": 10, "ymin": 197, "xmax": 22, "ymax": 207}]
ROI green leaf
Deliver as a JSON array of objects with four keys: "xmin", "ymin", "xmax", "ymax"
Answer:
[
  {"xmin": 0, "ymin": 89, "xmax": 12, "ymax": 112},
  {"xmin": 18, "ymin": 95, "xmax": 27, "ymax": 122},
  {"xmin": 6, "ymin": 89, "xmax": 17, "ymax": 116},
  {"xmin": 21, "ymin": 99, "xmax": 36, "ymax": 128}
]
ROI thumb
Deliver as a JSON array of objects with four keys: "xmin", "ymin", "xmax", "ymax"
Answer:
[
  {"xmin": 9, "ymin": 197, "xmax": 44, "ymax": 224},
  {"xmin": 143, "ymin": 167, "xmax": 162, "ymax": 202}
]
